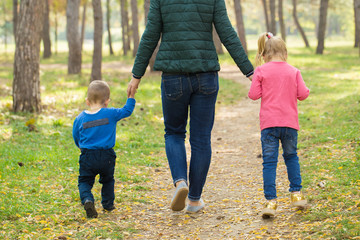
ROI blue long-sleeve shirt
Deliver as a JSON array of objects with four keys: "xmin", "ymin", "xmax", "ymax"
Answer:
[{"xmin": 72, "ymin": 98, "xmax": 135, "ymax": 149}]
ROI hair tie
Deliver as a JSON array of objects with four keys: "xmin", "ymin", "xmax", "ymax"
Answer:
[{"xmin": 266, "ymin": 32, "xmax": 273, "ymax": 39}]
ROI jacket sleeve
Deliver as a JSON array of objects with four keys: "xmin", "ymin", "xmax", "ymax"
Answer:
[
  {"xmin": 132, "ymin": 0, "xmax": 162, "ymax": 77},
  {"xmin": 213, "ymin": 0, "xmax": 254, "ymax": 76},
  {"xmin": 115, "ymin": 98, "xmax": 136, "ymax": 121},
  {"xmin": 296, "ymin": 70, "xmax": 310, "ymax": 101},
  {"xmin": 248, "ymin": 67, "xmax": 262, "ymax": 100},
  {"xmin": 72, "ymin": 118, "xmax": 80, "ymax": 148}
]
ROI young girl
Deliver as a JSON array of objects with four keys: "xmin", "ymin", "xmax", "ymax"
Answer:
[{"xmin": 248, "ymin": 32, "xmax": 310, "ymax": 218}]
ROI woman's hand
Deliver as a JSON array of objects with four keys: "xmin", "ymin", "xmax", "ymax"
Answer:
[{"xmin": 127, "ymin": 77, "xmax": 141, "ymax": 98}]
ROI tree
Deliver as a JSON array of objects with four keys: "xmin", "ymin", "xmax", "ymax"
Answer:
[
  {"xmin": 80, "ymin": 0, "xmax": 88, "ymax": 51},
  {"xmin": 91, "ymin": 0, "xmax": 103, "ymax": 81},
  {"xmin": 51, "ymin": 0, "xmax": 66, "ymax": 55},
  {"xmin": 106, "ymin": 0, "xmax": 114, "ymax": 55},
  {"xmin": 269, "ymin": 0, "xmax": 276, "ymax": 35},
  {"xmin": 278, "ymin": 0, "xmax": 286, "ymax": 42},
  {"xmin": 13, "ymin": 0, "xmax": 45, "ymax": 113},
  {"xmin": 12, "ymin": 0, "xmax": 18, "ymax": 38},
  {"xmin": 66, "ymin": 0, "xmax": 82, "ymax": 74},
  {"xmin": 131, "ymin": 0, "xmax": 139, "ymax": 57},
  {"xmin": 42, "ymin": 0, "xmax": 52, "ymax": 59},
  {"xmin": 355, "ymin": 0, "xmax": 360, "ymax": 47},
  {"xmin": 261, "ymin": 0, "xmax": 270, "ymax": 31},
  {"xmin": 120, "ymin": 0, "xmax": 128, "ymax": 55},
  {"xmin": 316, "ymin": 0, "xmax": 330, "ymax": 54},
  {"xmin": 292, "ymin": 0, "xmax": 310, "ymax": 48},
  {"xmin": 234, "ymin": 0, "xmax": 247, "ymax": 54}
]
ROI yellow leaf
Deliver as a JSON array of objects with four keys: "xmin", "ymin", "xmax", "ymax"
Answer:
[{"xmin": 338, "ymin": 167, "xmax": 343, "ymax": 170}]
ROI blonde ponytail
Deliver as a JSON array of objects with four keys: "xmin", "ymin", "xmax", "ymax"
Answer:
[
  {"xmin": 255, "ymin": 33, "xmax": 267, "ymax": 66},
  {"xmin": 255, "ymin": 32, "xmax": 287, "ymax": 66}
]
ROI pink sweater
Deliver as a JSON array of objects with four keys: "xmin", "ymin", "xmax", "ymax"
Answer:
[{"xmin": 248, "ymin": 61, "xmax": 309, "ymax": 131}]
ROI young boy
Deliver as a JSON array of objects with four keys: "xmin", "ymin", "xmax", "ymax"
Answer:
[{"xmin": 72, "ymin": 80, "xmax": 135, "ymax": 218}]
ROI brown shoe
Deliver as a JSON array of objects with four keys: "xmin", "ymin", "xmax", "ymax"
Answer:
[
  {"xmin": 261, "ymin": 200, "xmax": 277, "ymax": 218},
  {"xmin": 291, "ymin": 191, "xmax": 307, "ymax": 209}
]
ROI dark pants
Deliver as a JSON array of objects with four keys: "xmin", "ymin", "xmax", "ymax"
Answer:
[
  {"xmin": 78, "ymin": 148, "xmax": 116, "ymax": 209},
  {"xmin": 161, "ymin": 71, "xmax": 219, "ymax": 201}
]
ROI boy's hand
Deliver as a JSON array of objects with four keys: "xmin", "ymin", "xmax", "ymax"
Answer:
[{"xmin": 127, "ymin": 77, "xmax": 141, "ymax": 98}]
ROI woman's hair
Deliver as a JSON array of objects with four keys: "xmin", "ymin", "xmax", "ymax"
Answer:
[
  {"xmin": 255, "ymin": 32, "xmax": 287, "ymax": 66},
  {"xmin": 87, "ymin": 80, "xmax": 110, "ymax": 104}
]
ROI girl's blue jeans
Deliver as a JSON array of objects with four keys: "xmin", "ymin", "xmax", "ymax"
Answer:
[
  {"xmin": 161, "ymin": 71, "xmax": 219, "ymax": 201},
  {"xmin": 261, "ymin": 127, "xmax": 302, "ymax": 200}
]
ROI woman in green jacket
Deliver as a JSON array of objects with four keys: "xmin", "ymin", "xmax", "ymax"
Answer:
[{"xmin": 128, "ymin": 0, "xmax": 254, "ymax": 213}]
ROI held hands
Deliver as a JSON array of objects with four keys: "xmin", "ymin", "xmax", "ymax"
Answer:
[
  {"xmin": 127, "ymin": 77, "xmax": 141, "ymax": 98},
  {"xmin": 247, "ymin": 75, "xmax": 253, "ymax": 82}
]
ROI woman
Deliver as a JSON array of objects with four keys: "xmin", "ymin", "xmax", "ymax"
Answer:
[{"xmin": 127, "ymin": 0, "xmax": 254, "ymax": 213}]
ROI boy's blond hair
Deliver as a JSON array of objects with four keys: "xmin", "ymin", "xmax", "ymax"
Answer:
[
  {"xmin": 255, "ymin": 32, "xmax": 287, "ymax": 66},
  {"xmin": 87, "ymin": 80, "xmax": 110, "ymax": 104}
]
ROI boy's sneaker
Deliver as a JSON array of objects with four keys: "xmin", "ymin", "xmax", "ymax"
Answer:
[
  {"xmin": 261, "ymin": 200, "xmax": 277, "ymax": 218},
  {"xmin": 291, "ymin": 191, "xmax": 307, "ymax": 209},
  {"xmin": 84, "ymin": 200, "xmax": 98, "ymax": 218}
]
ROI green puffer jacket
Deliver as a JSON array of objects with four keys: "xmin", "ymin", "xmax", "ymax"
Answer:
[{"xmin": 132, "ymin": 0, "xmax": 254, "ymax": 77}]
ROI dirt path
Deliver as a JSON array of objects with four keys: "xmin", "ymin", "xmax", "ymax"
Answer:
[{"xmin": 120, "ymin": 66, "xmax": 306, "ymax": 239}]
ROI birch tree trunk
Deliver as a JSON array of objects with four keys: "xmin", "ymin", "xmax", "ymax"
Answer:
[
  {"xmin": 278, "ymin": 0, "xmax": 286, "ymax": 41},
  {"xmin": 316, "ymin": 0, "xmax": 329, "ymax": 54},
  {"xmin": 292, "ymin": 0, "xmax": 310, "ymax": 47},
  {"xmin": 106, "ymin": 0, "xmax": 114, "ymax": 55},
  {"xmin": 91, "ymin": 0, "xmax": 103, "ymax": 81},
  {"xmin": 131, "ymin": 0, "xmax": 140, "ymax": 57},
  {"xmin": 66, "ymin": 0, "xmax": 82, "ymax": 74},
  {"xmin": 233, "ymin": 0, "xmax": 247, "ymax": 54},
  {"xmin": 13, "ymin": 0, "xmax": 45, "ymax": 113},
  {"xmin": 42, "ymin": 0, "xmax": 52, "ymax": 59}
]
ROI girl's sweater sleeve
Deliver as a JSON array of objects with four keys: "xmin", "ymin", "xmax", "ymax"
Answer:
[
  {"xmin": 296, "ymin": 70, "xmax": 310, "ymax": 101},
  {"xmin": 248, "ymin": 68, "xmax": 262, "ymax": 100}
]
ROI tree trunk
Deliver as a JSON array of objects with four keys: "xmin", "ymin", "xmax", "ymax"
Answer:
[
  {"xmin": 13, "ymin": 0, "xmax": 18, "ymax": 38},
  {"xmin": 106, "ymin": 0, "xmax": 114, "ymax": 55},
  {"xmin": 80, "ymin": 0, "xmax": 87, "ymax": 51},
  {"xmin": 278, "ymin": 0, "xmax": 286, "ymax": 42},
  {"xmin": 66, "ymin": 0, "xmax": 82, "ymax": 74},
  {"xmin": 354, "ymin": 0, "xmax": 360, "ymax": 47},
  {"xmin": 269, "ymin": 0, "xmax": 276, "ymax": 35},
  {"xmin": 125, "ymin": 2, "xmax": 131, "ymax": 52},
  {"xmin": 213, "ymin": 26, "xmax": 223, "ymax": 54},
  {"xmin": 55, "ymin": 11, "xmax": 58, "ymax": 54},
  {"xmin": 234, "ymin": 0, "xmax": 247, "ymax": 54},
  {"xmin": 13, "ymin": 0, "xmax": 45, "ymax": 113},
  {"xmin": 292, "ymin": 0, "xmax": 310, "ymax": 47},
  {"xmin": 261, "ymin": 0, "xmax": 270, "ymax": 31},
  {"xmin": 131, "ymin": 0, "xmax": 139, "ymax": 57},
  {"xmin": 42, "ymin": 0, "xmax": 52, "ymax": 59},
  {"xmin": 120, "ymin": 0, "xmax": 128, "ymax": 55},
  {"xmin": 316, "ymin": 0, "xmax": 329, "ymax": 54},
  {"xmin": 91, "ymin": 0, "xmax": 103, "ymax": 81},
  {"xmin": 144, "ymin": 0, "xmax": 159, "ymax": 71}
]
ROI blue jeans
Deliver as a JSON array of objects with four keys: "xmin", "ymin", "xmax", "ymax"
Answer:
[
  {"xmin": 161, "ymin": 71, "xmax": 219, "ymax": 201},
  {"xmin": 261, "ymin": 127, "xmax": 302, "ymax": 200},
  {"xmin": 78, "ymin": 148, "xmax": 116, "ymax": 209}
]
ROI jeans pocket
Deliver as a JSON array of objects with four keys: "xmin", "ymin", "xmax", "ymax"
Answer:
[
  {"xmin": 162, "ymin": 75, "xmax": 183, "ymax": 100},
  {"xmin": 198, "ymin": 72, "xmax": 219, "ymax": 95}
]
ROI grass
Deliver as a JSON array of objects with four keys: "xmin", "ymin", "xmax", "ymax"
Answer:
[{"xmin": 0, "ymin": 39, "xmax": 359, "ymax": 239}]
